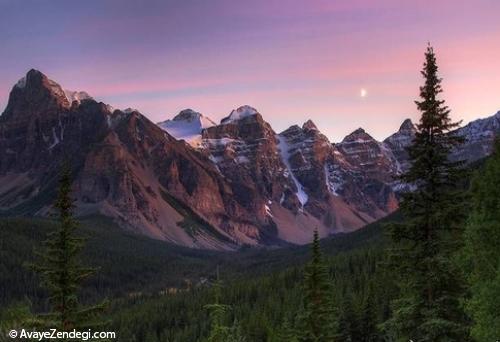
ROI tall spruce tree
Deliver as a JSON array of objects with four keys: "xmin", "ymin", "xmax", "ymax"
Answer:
[
  {"xmin": 34, "ymin": 163, "xmax": 105, "ymax": 330},
  {"xmin": 298, "ymin": 230, "xmax": 337, "ymax": 342},
  {"xmin": 462, "ymin": 139, "xmax": 500, "ymax": 341},
  {"xmin": 384, "ymin": 45, "xmax": 469, "ymax": 341}
]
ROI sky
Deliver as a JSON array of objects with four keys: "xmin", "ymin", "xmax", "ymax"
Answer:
[{"xmin": 0, "ymin": 0, "xmax": 499, "ymax": 142}]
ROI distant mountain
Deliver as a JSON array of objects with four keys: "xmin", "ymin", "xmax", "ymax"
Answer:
[
  {"xmin": 453, "ymin": 111, "xmax": 500, "ymax": 162},
  {"xmin": 0, "ymin": 69, "xmax": 498, "ymax": 250},
  {"xmin": 380, "ymin": 113, "xmax": 500, "ymax": 168},
  {"xmin": 157, "ymin": 109, "xmax": 216, "ymax": 147}
]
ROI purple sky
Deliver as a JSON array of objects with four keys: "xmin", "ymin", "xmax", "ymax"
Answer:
[{"xmin": 1, "ymin": 0, "xmax": 499, "ymax": 141}]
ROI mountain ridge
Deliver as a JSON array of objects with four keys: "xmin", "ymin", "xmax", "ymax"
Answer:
[{"xmin": 1, "ymin": 69, "xmax": 498, "ymax": 250}]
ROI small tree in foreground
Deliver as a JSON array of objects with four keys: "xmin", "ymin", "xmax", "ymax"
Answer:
[{"xmin": 33, "ymin": 163, "xmax": 106, "ymax": 330}]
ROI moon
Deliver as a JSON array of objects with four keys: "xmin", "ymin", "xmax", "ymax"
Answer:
[{"xmin": 360, "ymin": 88, "xmax": 367, "ymax": 98}]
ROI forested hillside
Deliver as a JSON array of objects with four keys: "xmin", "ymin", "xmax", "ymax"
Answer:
[{"xmin": 0, "ymin": 212, "xmax": 392, "ymax": 340}]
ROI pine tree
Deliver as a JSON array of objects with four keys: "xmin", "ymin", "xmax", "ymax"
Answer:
[
  {"xmin": 383, "ymin": 45, "xmax": 469, "ymax": 341},
  {"xmin": 228, "ymin": 319, "xmax": 247, "ymax": 342},
  {"xmin": 359, "ymin": 289, "xmax": 378, "ymax": 342},
  {"xmin": 33, "ymin": 163, "xmax": 106, "ymax": 330},
  {"xmin": 462, "ymin": 139, "xmax": 500, "ymax": 341},
  {"xmin": 205, "ymin": 268, "xmax": 232, "ymax": 342},
  {"xmin": 297, "ymin": 230, "xmax": 337, "ymax": 342},
  {"xmin": 277, "ymin": 316, "xmax": 298, "ymax": 342}
]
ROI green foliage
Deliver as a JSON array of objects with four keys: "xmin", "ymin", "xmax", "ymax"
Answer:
[
  {"xmin": 205, "ymin": 270, "xmax": 233, "ymax": 342},
  {"xmin": 277, "ymin": 317, "xmax": 298, "ymax": 342},
  {"xmin": 0, "ymin": 299, "xmax": 39, "ymax": 342},
  {"xmin": 32, "ymin": 164, "xmax": 106, "ymax": 330},
  {"xmin": 107, "ymin": 244, "xmax": 389, "ymax": 341},
  {"xmin": 384, "ymin": 45, "xmax": 469, "ymax": 341},
  {"xmin": 358, "ymin": 288, "xmax": 379, "ymax": 341},
  {"xmin": 462, "ymin": 139, "xmax": 500, "ymax": 341}
]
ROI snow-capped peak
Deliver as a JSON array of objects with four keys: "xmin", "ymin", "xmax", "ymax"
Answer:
[
  {"xmin": 221, "ymin": 105, "xmax": 259, "ymax": 124},
  {"xmin": 171, "ymin": 109, "xmax": 216, "ymax": 126},
  {"xmin": 157, "ymin": 109, "xmax": 216, "ymax": 147},
  {"xmin": 341, "ymin": 128, "xmax": 374, "ymax": 143}
]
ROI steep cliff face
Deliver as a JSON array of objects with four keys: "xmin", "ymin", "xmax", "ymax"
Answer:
[
  {"xmin": 383, "ymin": 118, "xmax": 417, "ymax": 173},
  {"xmin": 277, "ymin": 120, "xmax": 395, "ymax": 232},
  {"xmin": 331, "ymin": 128, "xmax": 398, "ymax": 220},
  {"xmin": 202, "ymin": 106, "xmax": 292, "ymax": 211},
  {"xmin": 0, "ymin": 70, "xmax": 111, "ymax": 212}
]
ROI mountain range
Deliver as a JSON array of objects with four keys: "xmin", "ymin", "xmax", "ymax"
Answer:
[{"xmin": 1, "ymin": 69, "xmax": 498, "ymax": 250}]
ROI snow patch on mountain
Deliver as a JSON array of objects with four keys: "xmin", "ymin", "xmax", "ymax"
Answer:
[
  {"xmin": 277, "ymin": 135, "xmax": 308, "ymax": 206},
  {"xmin": 325, "ymin": 163, "xmax": 342, "ymax": 196},
  {"xmin": 48, "ymin": 127, "xmax": 60, "ymax": 149},
  {"xmin": 64, "ymin": 90, "xmax": 93, "ymax": 104}
]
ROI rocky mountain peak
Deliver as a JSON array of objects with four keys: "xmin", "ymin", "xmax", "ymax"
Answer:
[
  {"xmin": 18, "ymin": 69, "xmax": 68, "ymax": 101},
  {"xmin": 280, "ymin": 124, "xmax": 301, "ymax": 136},
  {"xmin": 1, "ymin": 70, "xmax": 71, "ymax": 124},
  {"xmin": 399, "ymin": 118, "xmax": 416, "ymax": 132},
  {"xmin": 173, "ymin": 109, "xmax": 201, "ymax": 121},
  {"xmin": 16, "ymin": 69, "xmax": 45, "ymax": 88},
  {"xmin": 341, "ymin": 127, "xmax": 373, "ymax": 143},
  {"xmin": 302, "ymin": 119, "xmax": 318, "ymax": 131}
]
